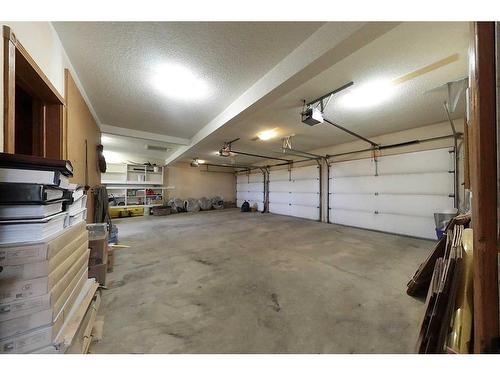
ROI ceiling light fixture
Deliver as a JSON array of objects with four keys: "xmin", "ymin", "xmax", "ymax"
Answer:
[
  {"xmin": 152, "ymin": 63, "xmax": 209, "ymax": 101},
  {"xmin": 339, "ymin": 80, "xmax": 395, "ymax": 108},
  {"xmin": 257, "ymin": 128, "xmax": 278, "ymax": 141}
]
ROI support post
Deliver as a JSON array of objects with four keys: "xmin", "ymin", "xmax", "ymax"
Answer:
[{"xmin": 469, "ymin": 21, "xmax": 499, "ymax": 353}]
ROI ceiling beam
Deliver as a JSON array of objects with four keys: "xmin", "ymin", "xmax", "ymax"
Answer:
[
  {"xmin": 100, "ymin": 124, "xmax": 190, "ymax": 146},
  {"xmin": 165, "ymin": 22, "xmax": 400, "ymax": 165}
]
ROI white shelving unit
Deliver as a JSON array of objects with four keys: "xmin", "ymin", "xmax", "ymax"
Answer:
[
  {"xmin": 102, "ymin": 163, "xmax": 173, "ymax": 213},
  {"xmin": 102, "ymin": 163, "xmax": 164, "ymax": 185}
]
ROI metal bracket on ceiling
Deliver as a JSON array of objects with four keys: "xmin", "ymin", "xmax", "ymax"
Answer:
[
  {"xmin": 445, "ymin": 77, "xmax": 468, "ymax": 114},
  {"xmin": 302, "ymin": 81, "xmax": 380, "ymax": 149},
  {"xmin": 281, "ymin": 135, "xmax": 326, "ymax": 160},
  {"xmin": 306, "ymin": 81, "xmax": 354, "ymax": 113}
]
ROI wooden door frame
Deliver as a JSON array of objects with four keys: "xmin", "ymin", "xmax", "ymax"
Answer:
[
  {"xmin": 469, "ymin": 21, "xmax": 499, "ymax": 353},
  {"xmin": 2, "ymin": 25, "xmax": 65, "ymax": 155}
]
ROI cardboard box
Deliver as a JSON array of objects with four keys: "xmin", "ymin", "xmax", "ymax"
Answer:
[
  {"xmin": 88, "ymin": 263, "xmax": 107, "ymax": 286},
  {"xmin": 0, "ymin": 265, "xmax": 88, "ymax": 338},
  {"xmin": 0, "ymin": 247, "xmax": 89, "ymax": 304},
  {"xmin": 0, "ymin": 230, "xmax": 88, "ymax": 281},
  {"xmin": 107, "ymin": 248, "xmax": 114, "ymax": 272},
  {"xmin": 0, "ymin": 279, "xmax": 97, "ymax": 353},
  {"xmin": 89, "ymin": 235, "xmax": 108, "ymax": 265},
  {"xmin": 0, "ymin": 325, "xmax": 53, "ymax": 354},
  {"xmin": 0, "ymin": 221, "xmax": 86, "ymax": 266}
]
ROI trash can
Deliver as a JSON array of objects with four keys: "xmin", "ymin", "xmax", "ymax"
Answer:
[{"xmin": 434, "ymin": 209, "xmax": 458, "ymax": 239}]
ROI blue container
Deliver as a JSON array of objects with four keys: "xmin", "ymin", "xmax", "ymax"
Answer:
[{"xmin": 435, "ymin": 228, "xmax": 445, "ymax": 239}]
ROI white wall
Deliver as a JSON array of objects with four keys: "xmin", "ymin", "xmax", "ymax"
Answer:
[{"xmin": 0, "ymin": 21, "xmax": 99, "ymax": 151}]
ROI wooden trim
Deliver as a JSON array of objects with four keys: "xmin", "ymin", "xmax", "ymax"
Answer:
[
  {"xmin": 3, "ymin": 30, "xmax": 16, "ymax": 153},
  {"xmin": 463, "ymin": 117, "xmax": 471, "ymax": 189},
  {"xmin": 2, "ymin": 26, "xmax": 64, "ymax": 105},
  {"xmin": 470, "ymin": 22, "xmax": 499, "ymax": 353},
  {"xmin": 63, "ymin": 69, "xmax": 69, "ymax": 160}
]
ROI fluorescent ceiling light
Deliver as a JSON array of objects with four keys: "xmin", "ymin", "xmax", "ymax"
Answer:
[
  {"xmin": 257, "ymin": 128, "xmax": 279, "ymax": 141},
  {"xmin": 152, "ymin": 63, "xmax": 209, "ymax": 101},
  {"xmin": 197, "ymin": 159, "xmax": 206, "ymax": 164},
  {"xmin": 339, "ymin": 80, "xmax": 395, "ymax": 108}
]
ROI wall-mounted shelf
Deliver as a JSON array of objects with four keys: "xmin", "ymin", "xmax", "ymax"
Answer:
[
  {"xmin": 101, "ymin": 163, "xmax": 164, "ymax": 185},
  {"xmin": 102, "ymin": 163, "xmax": 171, "ymax": 216}
]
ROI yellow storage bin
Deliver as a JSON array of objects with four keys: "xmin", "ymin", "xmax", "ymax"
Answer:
[
  {"xmin": 108, "ymin": 207, "xmax": 122, "ymax": 219},
  {"xmin": 127, "ymin": 207, "xmax": 144, "ymax": 217},
  {"xmin": 108, "ymin": 206, "xmax": 144, "ymax": 218}
]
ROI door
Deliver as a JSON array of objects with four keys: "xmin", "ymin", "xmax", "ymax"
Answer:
[
  {"xmin": 269, "ymin": 164, "xmax": 320, "ymax": 220},
  {"xmin": 329, "ymin": 148, "xmax": 455, "ymax": 239},
  {"xmin": 236, "ymin": 172, "xmax": 265, "ymax": 211}
]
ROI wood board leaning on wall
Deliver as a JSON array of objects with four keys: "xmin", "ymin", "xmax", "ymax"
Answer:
[{"xmin": 63, "ymin": 69, "xmax": 101, "ymax": 223}]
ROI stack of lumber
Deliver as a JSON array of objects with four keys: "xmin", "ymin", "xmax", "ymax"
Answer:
[
  {"xmin": 0, "ymin": 154, "xmax": 100, "ymax": 354},
  {"xmin": 407, "ymin": 213, "xmax": 471, "ymax": 296},
  {"xmin": 415, "ymin": 224, "xmax": 470, "ymax": 353}
]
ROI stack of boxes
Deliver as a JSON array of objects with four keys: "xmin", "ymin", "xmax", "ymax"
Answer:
[{"xmin": 0, "ymin": 153, "xmax": 100, "ymax": 354}]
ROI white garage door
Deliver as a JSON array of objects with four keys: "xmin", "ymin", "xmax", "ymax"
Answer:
[
  {"xmin": 329, "ymin": 148, "xmax": 455, "ymax": 239},
  {"xmin": 269, "ymin": 165, "xmax": 320, "ymax": 220},
  {"xmin": 236, "ymin": 172, "xmax": 264, "ymax": 211}
]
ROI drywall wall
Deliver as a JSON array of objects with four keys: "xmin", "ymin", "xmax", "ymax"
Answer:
[
  {"xmin": 0, "ymin": 21, "xmax": 99, "ymax": 152},
  {"xmin": 165, "ymin": 163, "xmax": 236, "ymax": 202},
  {"xmin": 65, "ymin": 70, "xmax": 101, "ymax": 222}
]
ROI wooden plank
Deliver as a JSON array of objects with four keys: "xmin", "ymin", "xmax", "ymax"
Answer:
[
  {"xmin": 469, "ymin": 21, "xmax": 499, "ymax": 353},
  {"xmin": 3, "ymin": 27, "xmax": 15, "ymax": 153},
  {"xmin": 463, "ymin": 118, "xmax": 471, "ymax": 189},
  {"xmin": 44, "ymin": 104, "xmax": 63, "ymax": 158},
  {"xmin": 54, "ymin": 280, "xmax": 98, "ymax": 351}
]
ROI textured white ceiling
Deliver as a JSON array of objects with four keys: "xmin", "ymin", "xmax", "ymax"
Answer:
[
  {"xmin": 101, "ymin": 133, "xmax": 181, "ymax": 164},
  {"xmin": 179, "ymin": 22, "xmax": 470, "ymax": 165},
  {"xmin": 53, "ymin": 22, "xmax": 324, "ymax": 138}
]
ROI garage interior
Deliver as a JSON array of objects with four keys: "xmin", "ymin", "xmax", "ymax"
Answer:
[{"xmin": 0, "ymin": 21, "xmax": 498, "ymax": 354}]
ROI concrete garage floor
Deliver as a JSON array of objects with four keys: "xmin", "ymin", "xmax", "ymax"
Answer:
[{"xmin": 91, "ymin": 208, "xmax": 431, "ymax": 354}]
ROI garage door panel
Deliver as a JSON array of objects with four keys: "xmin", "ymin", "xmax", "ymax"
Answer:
[
  {"xmin": 290, "ymin": 205, "xmax": 320, "ymax": 220},
  {"xmin": 269, "ymin": 203, "xmax": 291, "ymax": 216},
  {"xmin": 236, "ymin": 192, "xmax": 264, "ymax": 202},
  {"xmin": 291, "ymin": 165, "xmax": 319, "ymax": 180},
  {"xmin": 329, "ymin": 148, "xmax": 455, "ymax": 239},
  {"xmin": 270, "ymin": 192, "xmax": 319, "ymax": 206},
  {"xmin": 331, "ymin": 209, "xmax": 436, "ymax": 239},
  {"xmin": 330, "ymin": 194, "xmax": 376, "ymax": 212},
  {"xmin": 268, "ymin": 192, "xmax": 289, "ymax": 204},
  {"xmin": 236, "ymin": 175, "xmax": 247, "ymax": 184},
  {"xmin": 330, "ymin": 193, "xmax": 454, "ymax": 217},
  {"xmin": 378, "ymin": 148, "xmax": 453, "ymax": 175},
  {"xmin": 290, "ymin": 179, "xmax": 319, "ymax": 193},
  {"xmin": 236, "ymin": 172, "xmax": 264, "ymax": 210},
  {"xmin": 331, "ymin": 158, "xmax": 375, "ymax": 177},
  {"xmin": 269, "ymin": 169, "xmax": 289, "ymax": 181},
  {"xmin": 375, "ymin": 194, "xmax": 454, "ymax": 217},
  {"xmin": 330, "ymin": 172, "xmax": 453, "ymax": 195},
  {"xmin": 269, "ymin": 180, "xmax": 291, "ymax": 192},
  {"xmin": 247, "ymin": 182, "xmax": 264, "ymax": 192},
  {"xmin": 248, "ymin": 173, "xmax": 264, "ymax": 183},
  {"xmin": 269, "ymin": 165, "xmax": 320, "ymax": 221}
]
